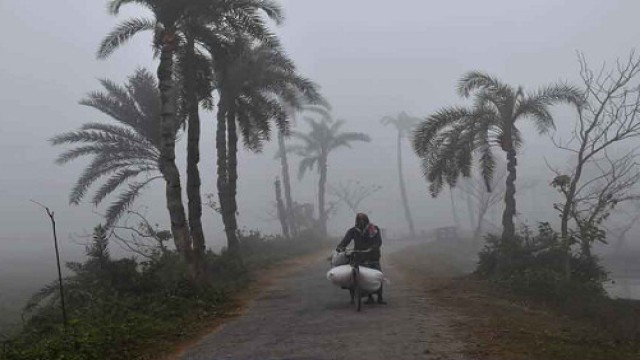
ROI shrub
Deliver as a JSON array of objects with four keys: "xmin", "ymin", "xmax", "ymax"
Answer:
[
  {"xmin": 1, "ymin": 226, "xmax": 325, "ymax": 360},
  {"xmin": 477, "ymin": 222, "xmax": 607, "ymax": 303}
]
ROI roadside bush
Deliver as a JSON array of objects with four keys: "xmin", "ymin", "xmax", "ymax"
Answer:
[
  {"xmin": 1, "ymin": 226, "xmax": 326, "ymax": 360},
  {"xmin": 239, "ymin": 228, "xmax": 324, "ymax": 268},
  {"xmin": 477, "ymin": 222, "xmax": 607, "ymax": 303},
  {"xmin": 476, "ymin": 223, "xmax": 640, "ymax": 344}
]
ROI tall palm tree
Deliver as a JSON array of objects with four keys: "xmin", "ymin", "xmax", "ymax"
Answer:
[
  {"xmin": 179, "ymin": 0, "xmax": 283, "ymax": 264},
  {"xmin": 275, "ymin": 102, "xmax": 330, "ymax": 238},
  {"xmin": 291, "ymin": 116, "xmax": 371, "ymax": 236},
  {"xmin": 98, "ymin": 0, "xmax": 194, "ymax": 261},
  {"xmin": 381, "ymin": 111, "xmax": 419, "ymax": 238},
  {"xmin": 211, "ymin": 38, "xmax": 323, "ymax": 252},
  {"xmin": 179, "ymin": 23, "xmax": 213, "ymax": 273},
  {"xmin": 97, "ymin": 0, "xmax": 283, "ymax": 265},
  {"xmin": 413, "ymin": 71, "xmax": 582, "ymax": 245},
  {"xmin": 277, "ymin": 119, "xmax": 295, "ymax": 234},
  {"xmin": 51, "ymin": 69, "xmax": 168, "ymax": 228}
]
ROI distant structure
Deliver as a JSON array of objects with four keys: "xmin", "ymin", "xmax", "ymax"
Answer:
[{"xmin": 435, "ymin": 226, "xmax": 458, "ymax": 242}]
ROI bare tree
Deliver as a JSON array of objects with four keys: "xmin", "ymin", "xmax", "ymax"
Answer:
[
  {"xmin": 31, "ymin": 200, "xmax": 67, "ymax": 330},
  {"xmin": 110, "ymin": 210, "xmax": 172, "ymax": 260},
  {"xmin": 550, "ymin": 50, "xmax": 640, "ymax": 276},
  {"xmin": 458, "ymin": 169, "xmax": 506, "ymax": 240},
  {"xmin": 329, "ymin": 180, "xmax": 382, "ymax": 214},
  {"xmin": 605, "ymin": 202, "xmax": 640, "ymax": 252},
  {"xmin": 553, "ymin": 151, "xmax": 640, "ymax": 258}
]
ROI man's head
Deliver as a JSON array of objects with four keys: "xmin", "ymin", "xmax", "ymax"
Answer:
[{"xmin": 355, "ymin": 213, "xmax": 370, "ymax": 230}]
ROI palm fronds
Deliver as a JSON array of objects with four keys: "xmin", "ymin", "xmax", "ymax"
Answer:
[
  {"xmin": 212, "ymin": 36, "xmax": 324, "ymax": 151},
  {"xmin": 52, "ymin": 69, "xmax": 166, "ymax": 224},
  {"xmin": 380, "ymin": 111, "xmax": 421, "ymax": 138},
  {"xmin": 97, "ymin": 17, "xmax": 156, "ymax": 59},
  {"xmin": 415, "ymin": 71, "xmax": 580, "ymax": 197},
  {"xmin": 291, "ymin": 114, "xmax": 370, "ymax": 179}
]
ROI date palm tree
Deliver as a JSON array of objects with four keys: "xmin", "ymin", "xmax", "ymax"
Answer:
[
  {"xmin": 211, "ymin": 37, "xmax": 323, "ymax": 252},
  {"xmin": 413, "ymin": 71, "xmax": 582, "ymax": 245},
  {"xmin": 98, "ymin": 0, "xmax": 195, "ymax": 261},
  {"xmin": 291, "ymin": 115, "xmax": 370, "ymax": 236},
  {"xmin": 97, "ymin": 0, "xmax": 284, "ymax": 266},
  {"xmin": 381, "ymin": 111, "xmax": 420, "ymax": 238},
  {"xmin": 51, "ymin": 69, "xmax": 169, "ymax": 228},
  {"xmin": 274, "ymin": 104, "xmax": 331, "ymax": 237}
]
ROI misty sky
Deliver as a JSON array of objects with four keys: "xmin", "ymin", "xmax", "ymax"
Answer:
[{"xmin": 2, "ymin": 0, "xmax": 640, "ymax": 267}]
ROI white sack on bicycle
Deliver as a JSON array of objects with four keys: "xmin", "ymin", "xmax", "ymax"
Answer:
[
  {"xmin": 358, "ymin": 267, "xmax": 384, "ymax": 292},
  {"xmin": 330, "ymin": 251, "xmax": 349, "ymax": 267},
  {"xmin": 326, "ymin": 265, "xmax": 384, "ymax": 293},
  {"xmin": 326, "ymin": 265, "xmax": 352, "ymax": 287}
]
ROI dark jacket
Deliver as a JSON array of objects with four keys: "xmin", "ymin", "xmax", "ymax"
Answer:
[{"xmin": 337, "ymin": 224, "xmax": 382, "ymax": 262}]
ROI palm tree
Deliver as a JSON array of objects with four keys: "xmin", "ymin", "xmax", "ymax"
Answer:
[
  {"xmin": 179, "ymin": 24, "xmax": 213, "ymax": 273},
  {"xmin": 277, "ymin": 118, "xmax": 296, "ymax": 235},
  {"xmin": 275, "ymin": 103, "xmax": 330, "ymax": 238},
  {"xmin": 98, "ymin": 0, "xmax": 193, "ymax": 261},
  {"xmin": 211, "ymin": 38, "xmax": 323, "ymax": 252},
  {"xmin": 291, "ymin": 115, "xmax": 371, "ymax": 236},
  {"xmin": 178, "ymin": 0, "xmax": 282, "ymax": 263},
  {"xmin": 51, "ymin": 69, "xmax": 167, "ymax": 228},
  {"xmin": 97, "ymin": 0, "xmax": 283, "ymax": 264},
  {"xmin": 413, "ymin": 71, "xmax": 582, "ymax": 245},
  {"xmin": 381, "ymin": 111, "xmax": 420, "ymax": 238}
]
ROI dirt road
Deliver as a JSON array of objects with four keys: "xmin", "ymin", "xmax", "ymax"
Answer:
[{"xmin": 179, "ymin": 247, "xmax": 470, "ymax": 360}]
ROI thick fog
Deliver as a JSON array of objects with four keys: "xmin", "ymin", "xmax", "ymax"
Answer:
[{"xmin": 2, "ymin": 0, "xmax": 640, "ymax": 297}]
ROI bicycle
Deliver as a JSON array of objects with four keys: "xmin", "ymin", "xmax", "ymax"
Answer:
[{"xmin": 339, "ymin": 248, "xmax": 373, "ymax": 312}]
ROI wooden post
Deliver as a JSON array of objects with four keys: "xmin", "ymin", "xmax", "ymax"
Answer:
[{"xmin": 31, "ymin": 201, "xmax": 67, "ymax": 330}]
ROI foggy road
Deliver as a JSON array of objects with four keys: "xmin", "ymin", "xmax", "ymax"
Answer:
[{"xmin": 179, "ymin": 248, "xmax": 469, "ymax": 360}]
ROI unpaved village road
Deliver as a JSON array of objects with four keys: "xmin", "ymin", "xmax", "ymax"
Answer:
[{"xmin": 179, "ymin": 247, "xmax": 470, "ymax": 360}]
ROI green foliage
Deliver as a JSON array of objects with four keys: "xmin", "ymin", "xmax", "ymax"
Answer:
[
  {"xmin": 2, "ymin": 227, "xmax": 325, "ymax": 360},
  {"xmin": 477, "ymin": 222, "xmax": 608, "ymax": 303},
  {"xmin": 476, "ymin": 224, "xmax": 640, "ymax": 349},
  {"xmin": 214, "ymin": 38, "xmax": 326, "ymax": 153},
  {"xmin": 413, "ymin": 72, "xmax": 583, "ymax": 196},
  {"xmin": 240, "ymin": 229, "xmax": 324, "ymax": 268},
  {"xmin": 50, "ymin": 69, "xmax": 166, "ymax": 227}
]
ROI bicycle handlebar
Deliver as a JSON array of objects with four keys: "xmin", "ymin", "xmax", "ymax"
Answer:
[{"xmin": 337, "ymin": 248, "xmax": 372, "ymax": 254}]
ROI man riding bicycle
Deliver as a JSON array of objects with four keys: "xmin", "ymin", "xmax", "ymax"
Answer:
[{"xmin": 336, "ymin": 213, "xmax": 386, "ymax": 305}]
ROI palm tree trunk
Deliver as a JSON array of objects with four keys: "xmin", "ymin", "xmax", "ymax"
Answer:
[
  {"xmin": 157, "ymin": 29, "xmax": 192, "ymax": 261},
  {"xmin": 318, "ymin": 153, "xmax": 328, "ymax": 236},
  {"xmin": 274, "ymin": 177, "xmax": 290, "ymax": 239},
  {"xmin": 449, "ymin": 187, "xmax": 460, "ymax": 228},
  {"xmin": 224, "ymin": 105, "xmax": 240, "ymax": 253},
  {"xmin": 397, "ymin": 132, "xmax": 416, "ymax": 238},
  {"xmin": 501, "ymin": 144, "xmax": 517, "ymax": 246},
  {"xmin": 278, "ymin": 129, "xmax": 296, "ymax": 236},
  {"xmin": 474, "ymin": 202, "xmax": 489, "ymax": 245},
  {"xmin": 216, "ymin": 96, "xmax": 237, "ymax": 253},
  {"xmin": 184, "ymin": 33, "xmax": 205, "ymax": 279},
  {"xmin": 466, "ymin": 190, "xmax": 475, "ymax": 231}
]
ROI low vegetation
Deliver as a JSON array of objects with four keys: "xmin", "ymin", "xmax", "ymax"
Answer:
[
  {"xmin": 393, "ymin": 232, "xmax": 640, "ymax": 360},
  {"xmin": 0, "ymin": 226, "xmax": 327, "ymax": 360}
]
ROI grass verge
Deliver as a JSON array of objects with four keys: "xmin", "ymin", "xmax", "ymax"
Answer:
[
  {"xmin": 0, "ymin": 231, "xmax": 331, "ymax": 360},
  {"xmin": 390, "ymin": 240, "xmax": 640, "ymax": 360}
]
